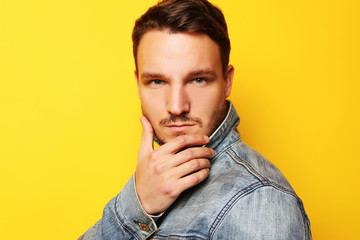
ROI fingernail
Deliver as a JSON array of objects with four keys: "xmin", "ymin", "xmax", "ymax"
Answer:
[{"xmin": 204, "ymin": 135, "xmax": 210, "ymax": 142}]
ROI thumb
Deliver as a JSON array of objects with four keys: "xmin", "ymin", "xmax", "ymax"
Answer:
[{"xmin": 139, "ymin": 116, "xmax": 154, "ymax": 154}]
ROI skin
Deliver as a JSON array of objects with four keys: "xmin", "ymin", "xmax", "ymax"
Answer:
[{"xmin": 135, "ymin": 30, "xmax": 234, "ymax": 214}]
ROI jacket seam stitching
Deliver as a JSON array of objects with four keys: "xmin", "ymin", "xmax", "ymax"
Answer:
[
  {"xmin": 209, "ymin": 184, "xmax": 309, "ymax": 239},
  {"xmin": 115, "ymin": 194, "xmax": 157, "ymax": 240},
  {"xmin": 227, "ymin": 147, "xmax": 266, "ymax": 183},
  {"xmin": 208, "ymin": 182, "xmax": 264, "ymax": 238},
  {"xmin": 214, "ymin": 145, "xmax": 310, "ymax": 239},
  {"xmin": 210, "ymin": 136, "xmax": 241, "ymax": 163},
  {"xmin": 114, "ymin": 194, "xmax": 143, "ymax": 240},
  {"xmin": 228, "ymin": 146, "xmax": 311, "ymax": 239},
  {"xmin": 153, "ymin": 233, "xmax": 207, "ymax": 240}
]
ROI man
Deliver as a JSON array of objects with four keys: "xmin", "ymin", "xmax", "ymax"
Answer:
[{"xmin": 79, "ymin": 0, "xmax": 311, "ymax": 239}]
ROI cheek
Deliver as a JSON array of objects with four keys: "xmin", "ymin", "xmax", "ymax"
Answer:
[
  {"xmin": 140, "ymin": 91, "xmax": 164, "ymax": 121},
  {"xmin": 190, "ymin": 86, "xmax": 225, "ymax": 114},
  {"xmin": 141, "ymin": 99, "xmax": 159, "ymax": 115}
]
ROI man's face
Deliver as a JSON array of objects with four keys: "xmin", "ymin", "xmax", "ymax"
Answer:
[{"xmin": 135, "ymin": 30, "xmax": 234, "ymax": 144}]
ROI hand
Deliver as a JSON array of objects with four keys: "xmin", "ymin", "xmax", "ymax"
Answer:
[{"xmin": 135, "ymin": 116, "xmax": 214, "ymax": 215}]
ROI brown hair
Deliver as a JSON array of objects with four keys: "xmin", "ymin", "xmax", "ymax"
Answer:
[{"xmin": 132, "ymin": 0, "xmax": 230, "ymax": 75}]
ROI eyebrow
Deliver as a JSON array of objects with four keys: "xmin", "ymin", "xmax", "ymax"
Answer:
[
  {"xmin": 140, "ymin": 72, "xmax": 166, "ymax": 80},
  {"xmin": 140, "ymin": 69, "xmax": 217, "ymax": 80},
  {"xmin": 188, "ymin": 69, "xmax": 217, "ymax": 78}
]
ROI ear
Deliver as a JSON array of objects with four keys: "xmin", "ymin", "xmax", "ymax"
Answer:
[
  {"xmin": 224, "ymin": 65, "xmax": 234, "ymax": 98},
  {"xmin": 134, "ymin": 70, "xmax": 140, "ymax": 98}
]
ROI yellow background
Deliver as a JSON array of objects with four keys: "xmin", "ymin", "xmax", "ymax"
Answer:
[{"xmin": 1, "ymin": 0, "xmax": 359, "ymax": 239}]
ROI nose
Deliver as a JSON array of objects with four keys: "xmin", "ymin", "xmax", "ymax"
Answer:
[{"xmin": 166, "ymin": 85, "xmax": 190, "ymax": 116}]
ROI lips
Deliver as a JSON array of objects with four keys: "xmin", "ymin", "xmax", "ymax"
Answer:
[{"xmin": 166, "ymin": 123, "xmax": 195, "ymax": 132}]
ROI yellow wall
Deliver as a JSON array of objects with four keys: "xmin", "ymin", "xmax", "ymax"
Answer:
[{"xmin": 0, "ymin": 0, "xmax": 359, "ymax": 239}]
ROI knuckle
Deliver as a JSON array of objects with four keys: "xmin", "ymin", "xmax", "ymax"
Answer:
[
  {"xmin": 189, "ymin": 174, "xmax": 200, "ymax": 185},
  {"xmin": 154, "ymin": 163, "xmax": 164, "ymax": 174},
  {"xmin": 162, "ymin": 183, "xmax": 177, "ymax": 198},
  {"xmin": 150, "ymin": 151, "xmax": 159, "ymax": 161},
  {"xmin": 148, "ymin": 152, "xmax": 156, "ymax": 162},
  {"xmin": 186, "ymin": 149, "xmax": 195, "ymax": 159},
  {"xmin": 190, "ymin": 159, "xmax": 199, "ymax": 169}
]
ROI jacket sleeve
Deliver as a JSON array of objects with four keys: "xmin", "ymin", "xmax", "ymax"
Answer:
[
  {"xmin": 210, "ymin": 186, "xmax": 311, "ymax": 240},
  {"xmin": 78, "ymin": 174, "xmax": 160, "ymax": 240}
]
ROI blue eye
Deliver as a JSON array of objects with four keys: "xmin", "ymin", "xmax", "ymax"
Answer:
[
  {"xmin": 151, "ymin": 79, "xmax": 164, "ymax": 85},
  {"xmin": 193, "ymin": 78, "xmax": 206, "ymax": 85}
]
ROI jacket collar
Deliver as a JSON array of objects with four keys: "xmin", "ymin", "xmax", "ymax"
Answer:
[{"xmin": 206, "ymin": 101, "xmax": 240, "ymax": 151}]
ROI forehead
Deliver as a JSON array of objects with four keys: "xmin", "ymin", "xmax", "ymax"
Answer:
[{"xmin": 137, "ymin": 31, "xmax": 222, "ymax": 77}]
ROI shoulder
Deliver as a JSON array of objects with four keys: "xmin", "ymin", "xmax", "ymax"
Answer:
[
  {"xmin": 215, "ymin": 139, "xmax": 295, "ymax": 193},
  {"xmin": 208, "ymin": 140, "xmax": 311, "ymax": 239},
  {"xmin": 210, "ymin": 185, "xmax": 311, "ymax": 240}
]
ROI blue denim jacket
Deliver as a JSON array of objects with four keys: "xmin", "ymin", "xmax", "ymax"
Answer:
[{"xmin": 79, "ymin": 102, "xmax": 311, "ymax": 239}]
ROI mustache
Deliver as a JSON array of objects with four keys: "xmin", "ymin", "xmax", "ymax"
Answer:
[{"xmin": 159, "ymin": 113, "xmax": 203, "ymax": 127}]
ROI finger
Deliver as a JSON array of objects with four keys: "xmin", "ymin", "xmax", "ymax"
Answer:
[
  {"xmin": 170, "ymin": 147, "xmax": 215, "ymax": 167},
  {"xmin": 175, "ymin": 168, "xmax": 210, "ymax": 194},
  {"xmin": 139, "ymin": 116, "xmax": 154, "ymax": 154},
  {"xmin": 174, "ymin": 158, "xmax": 211, "ymax": 179},
  {"xmin": 156, "ymin": 134, "xmax": 210, "ymax": 155}
]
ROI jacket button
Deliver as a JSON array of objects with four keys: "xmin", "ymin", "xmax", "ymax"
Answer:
[{"xmin": 139, "ymin": 224, "xmax": 150, "ymax": 232}]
